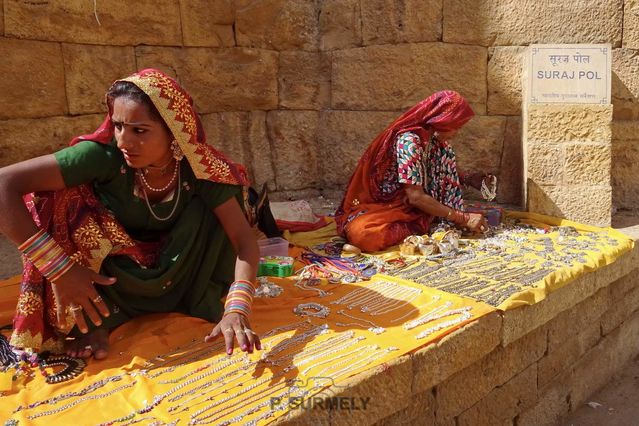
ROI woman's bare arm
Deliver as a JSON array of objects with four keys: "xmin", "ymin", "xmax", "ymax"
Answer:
[
  {"xmin": 0, "ymin": 154, "xmax": 67, "ymax": 244},
  {"xmin": 403, "ymin": 184, "xmax": 488, "ymax": 232},
  {"xmin": 206, "ymin": 195, "xmax": 261, "ymax": 354}
]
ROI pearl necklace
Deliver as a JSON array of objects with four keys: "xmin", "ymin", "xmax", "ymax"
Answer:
[{"xmin": 137, "ymin": 159, "xmax": 178, "ymax": 192}]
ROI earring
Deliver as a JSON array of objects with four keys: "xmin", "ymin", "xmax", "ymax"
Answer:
[{"xmin": 171, "ymin": 140, "xmax": 184, "ymax": 161}]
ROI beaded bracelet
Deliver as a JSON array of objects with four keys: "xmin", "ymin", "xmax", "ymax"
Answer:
[
  {"xmin": 223, "ymin": 279, "xmax": 255, "ymax": 318},
  {"xmin": 18, "ymin": 229, "xmax": 74, "ymax": 283}
]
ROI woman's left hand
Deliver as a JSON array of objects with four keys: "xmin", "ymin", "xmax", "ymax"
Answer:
[{"xmin": 205, "ymin": 312, "xmax": 261, "ymax": 355}]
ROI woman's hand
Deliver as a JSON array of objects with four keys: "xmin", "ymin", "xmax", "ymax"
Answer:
[
  {"xmin": 51, "ymin": 263, "xmax": 116, "ymax": 333},
  {"xmin": 205, "ymin": 312, "xmax": 261, "ymax": 355},
  {"xmin": 464, "ymin": 212, "xmax": 489, "ymax": 234}
]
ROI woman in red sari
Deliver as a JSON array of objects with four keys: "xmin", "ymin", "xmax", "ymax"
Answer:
[
  {"xmin": 335, "ymin": 91, "xmax": 488, "ymax": 252},
  {"xmin": 0, "ymin": 69, "xmax": 261, "ymax": 359}
]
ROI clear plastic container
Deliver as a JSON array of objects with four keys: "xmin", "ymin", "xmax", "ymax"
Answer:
[{"xmin": 257, "ymin": 237, "xmax": 289, "ymax": 257}]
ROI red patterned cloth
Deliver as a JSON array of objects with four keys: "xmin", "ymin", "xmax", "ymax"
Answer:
[
  {"xmin": 12, "ymin": 187, "xmax": 159, "ymax": 352},
  {"xmin": 334, "ymin": 91, "xmax": 474, "ymax": 252}
]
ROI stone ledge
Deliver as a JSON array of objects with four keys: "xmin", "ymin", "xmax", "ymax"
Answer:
[
  {"xmin": 501, "ymin": 245, "xmax": 637, "ymax": 345},
  {"xmin": 411, "ymin": 311, "xmax": 502, "ymax": 394}
]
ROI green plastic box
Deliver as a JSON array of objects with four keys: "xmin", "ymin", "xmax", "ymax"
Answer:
[{"xmin": 258, "ymin": 256, "xmax": 294, "ymax": 277}]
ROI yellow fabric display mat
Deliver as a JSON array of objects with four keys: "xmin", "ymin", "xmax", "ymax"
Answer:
[
  {"xmin": 288, "ymin": 212, "xmax": 635, "ymax": 310},
  {"xmin": 0, "ymin": 211, "xmax": 633, "ymax": 425},
  {"xmin": 0, "ymin": 275, "xmax": 493, "ymax": 425}
]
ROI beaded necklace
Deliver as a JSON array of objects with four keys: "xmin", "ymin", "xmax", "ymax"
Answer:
[{"xmin": 137, "ymin": 159, "xmax": 178, "ymax": 193}]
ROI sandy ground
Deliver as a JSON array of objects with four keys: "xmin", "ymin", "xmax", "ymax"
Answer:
[{"xmin": 562, "ymin": 355, "xmax": 639, "ymax": 426}]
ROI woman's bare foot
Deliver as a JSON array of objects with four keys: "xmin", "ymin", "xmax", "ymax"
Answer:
[{"xmin": 65, "ymin": 328, "xmax": 109, "ymax": 360}]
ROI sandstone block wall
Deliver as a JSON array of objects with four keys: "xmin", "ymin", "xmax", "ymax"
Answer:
[
  {"xmin": 525, "ymin": 104, "xmax": 614, "ymax": 226},
  {"xmin": 0, "ymin": 0, "xmax": 637, "ymax": 210}
]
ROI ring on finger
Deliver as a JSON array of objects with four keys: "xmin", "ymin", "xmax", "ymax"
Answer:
[
  {"xmin": 68, "ymin": 304, "xmax": 83, "ymax": 313},
  {"xmin": 92, "ymin": 295, "xmax": 103, "ymax": 304},
  {"xmin": 243, "ymin": 328, "xmax": 255, "ymax": 335},
  {"xmin": 223, "ymin": 328, "xmax": 233, "ymax": 333}
]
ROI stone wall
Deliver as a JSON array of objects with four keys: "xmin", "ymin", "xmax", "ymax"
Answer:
[{"xmin": 0, "ymin": 0, "xmax": 637, "ymax": 209}]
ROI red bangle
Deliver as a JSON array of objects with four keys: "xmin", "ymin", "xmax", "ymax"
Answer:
[{"xmin": 451, "ymin": 210, "xmax": 468, "ymax": 225}]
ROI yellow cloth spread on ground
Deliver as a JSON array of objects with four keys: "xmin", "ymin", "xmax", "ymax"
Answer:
[
  {"xmin": 0, "ymin": 211, "xmax": 633, "ymax": 424},
  {"xmin": 287, "ymin": 211, "xmax": 634, "ymax": 310},
  {"xmin": 0, "ymin": 274, "xmax": 492, "ymax": 425}
]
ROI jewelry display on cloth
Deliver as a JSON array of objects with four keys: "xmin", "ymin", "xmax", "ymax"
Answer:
[
  {"xmin": 7, "ymin": 220, "xmax": 622, "ymax": 425},
  {"xmin": 386, "ymin": 218, "xmax": 622, "ymax": 307},
  {"xmin": 292, "ymin": 302, "xmax": 330, "ymax": 318},
  {"xmin": 254, "ymin": 276, "xmax": 284, "ymax": 298}
]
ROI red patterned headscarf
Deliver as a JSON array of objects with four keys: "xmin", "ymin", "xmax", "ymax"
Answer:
[
  {"xmin": 70, "ymin": 68, "xmax": 248, "ymax": 186},
  {"xmin": 367, "ymin": 90, "xmax": 474, "ymax": 179},
  {"xmin": 335, "ymin": 91, "xmax": 474, "ymax": 233}
]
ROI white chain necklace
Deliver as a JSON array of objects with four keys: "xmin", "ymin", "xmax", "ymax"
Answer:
[{"xmin": 137, "ymin": 159, "xmax": 178, "ymax": 192}]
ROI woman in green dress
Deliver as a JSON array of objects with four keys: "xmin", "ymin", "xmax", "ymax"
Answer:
[{"xmin": 0, "ymin": 69, "xmax": 261, "ymax": 360}]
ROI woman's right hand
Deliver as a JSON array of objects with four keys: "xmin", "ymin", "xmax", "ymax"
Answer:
[
  {"xmin": 50, "ymin": 263, "xmax": 116, "ymax": 333},
  {"xmin": 464, "ymin": 212, "xmax": 489, "ymax": 234}
]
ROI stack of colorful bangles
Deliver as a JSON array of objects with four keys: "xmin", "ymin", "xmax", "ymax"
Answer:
[
  {"xmin": 224, "ymin": 280, "xmax": 255, "ymax": 317},
  {"xmin": 447, "ymin": 209, "xmax": 471, "ymax": 226},
  {"xmin": 18, "ymin": 229, "xmax": 74, "ymax": 282}
]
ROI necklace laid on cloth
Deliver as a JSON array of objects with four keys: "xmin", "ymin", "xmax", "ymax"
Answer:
[
  {"xmin": 39, "ymin": 355, "xmax": 86, "ymax": 384},
  {"xmin": 292, "ymin": 302, "xmax": 330, "ymax": 318},
  {"xmin": 26, "ymin": 381, "xmax": 137, "ymax": 420},
  {"xmin": 139, "ymin": 165, "xmax": 182, "ymax": 222}
]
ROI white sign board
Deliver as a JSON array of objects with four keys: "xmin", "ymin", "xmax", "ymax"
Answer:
[{"xmin": 528, "ymin": 44, "xmax": 611, "ymax": 104}]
